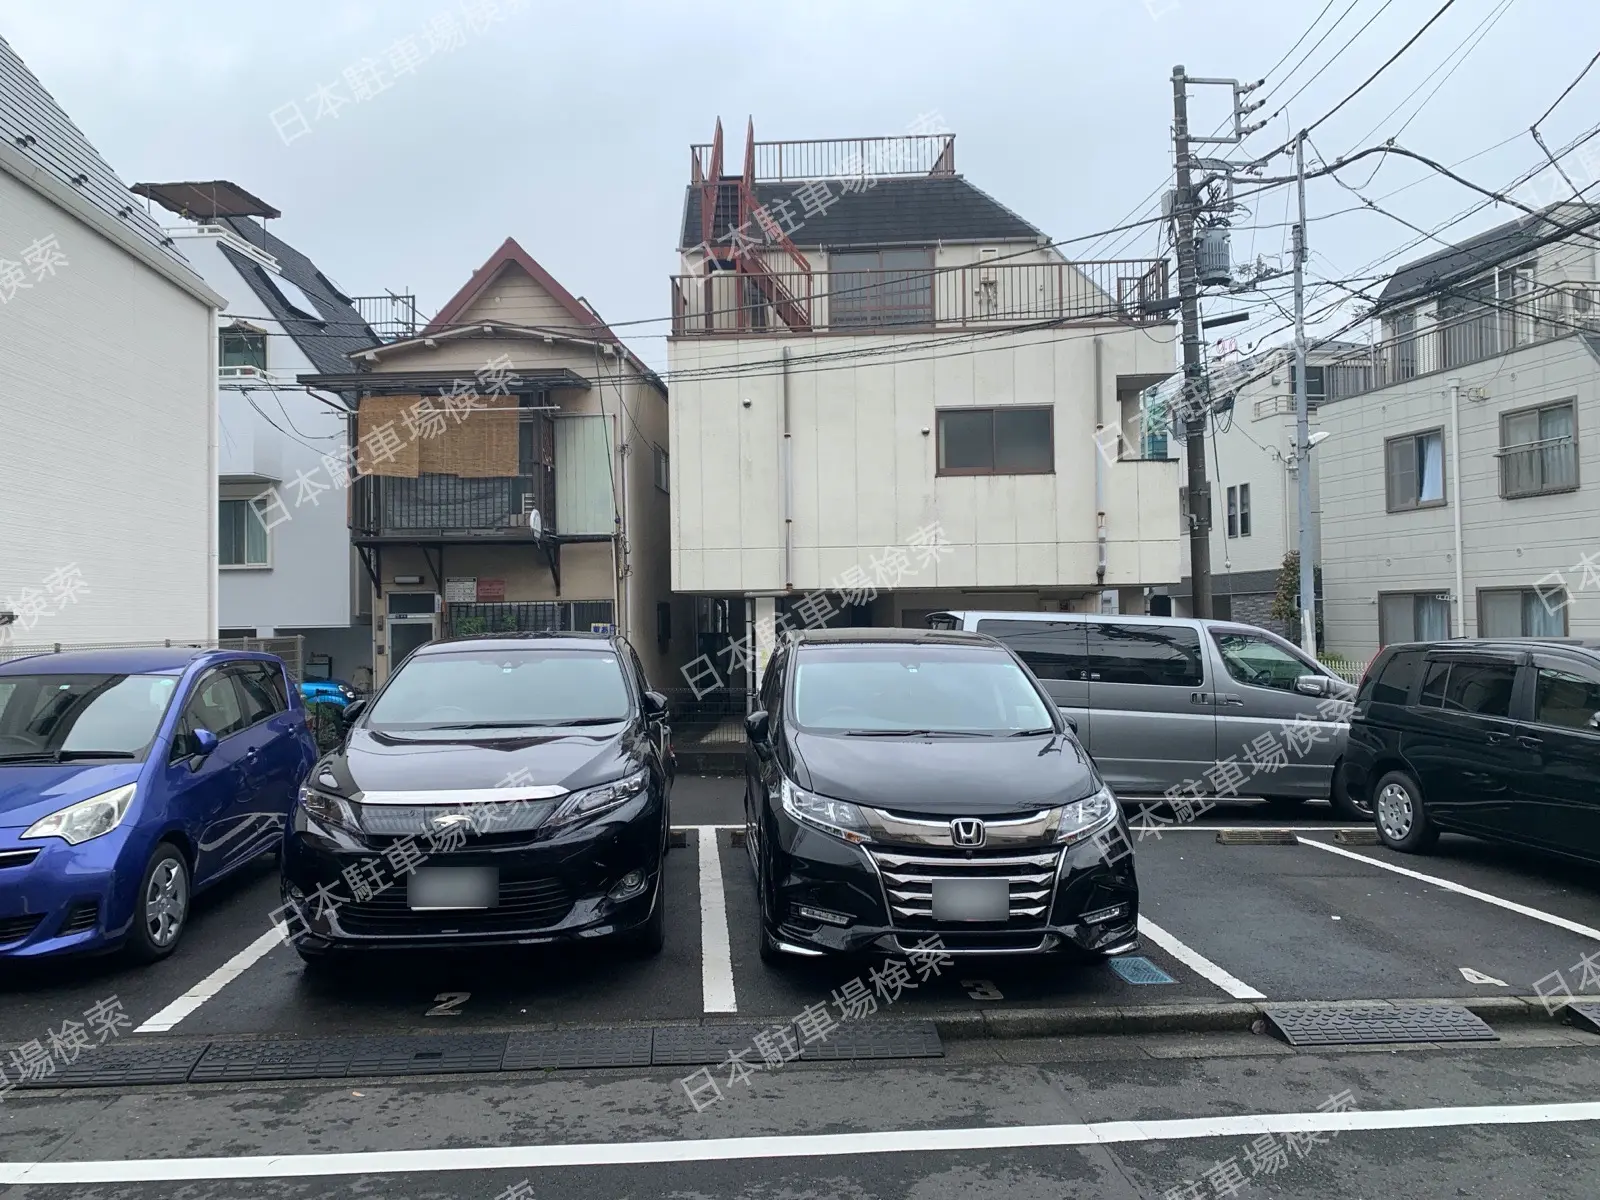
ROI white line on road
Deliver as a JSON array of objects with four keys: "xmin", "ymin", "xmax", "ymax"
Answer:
[
  {"xmin": 1137, "ymin": 916, "xmax": 1266, "ymax": 1000},
  {"xmin": 134, "ymin": 926, "xmax": 286, "ymax": 1033},
  {"xmin": 1296, "ymin": 838, "xmax": 1600, "ymax": 942},
  {"xmin": 4, "ymin": 1100, "xmax": 1597, "ymax": 1183},
  {"xmin": 698, "ymin": 826, "xmax": 737, "ymax": 1014}
]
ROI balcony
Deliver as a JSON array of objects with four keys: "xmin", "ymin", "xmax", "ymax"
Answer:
[
  {"xmin": 690, "ymin": 133, "xmax": 955, "ymax": 182},
  {"xmin": 670, "ymin": 258, "xmax": 1169, "ymax": 336},
  {"xmin": 351, "ymin": 293, "xmax": 421, "ymax": 342},
  {"xmin": 352, "ymin": 472, "xmax": 555, "ymax": 542}
]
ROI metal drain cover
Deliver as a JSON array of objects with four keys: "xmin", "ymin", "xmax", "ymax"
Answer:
[
  {"xmin": 1564, "ymin": 1002, "xmax": 1600, "ymax": 1035},
  {"xmin": 1108, "ymin": 956, "xmax": 1176, "ymax": 985},
  {"xmin": 190, "ymin": 1034, "xmax": 509, "ymax": 1082},
  {"xmin": 1217, "ymin": 829, "xmax": 1298, "ymax": 845},
  {"xmin": 18, "ymin": 1041, "xmax": 209, "ymax": 1089},
  {"xmin": 503, "ymin": 1028, "xmax": 653, "ymax": 1071},
  {"xmin": 1264, "ymin": 1004, "xmax": 1498, "ymax": 1047},
  {"xmin": 1334, "ymin": 828, "xmax": 1380, "ymax": 845}
]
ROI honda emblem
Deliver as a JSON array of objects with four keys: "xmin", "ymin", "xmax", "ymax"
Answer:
[{"xmin": 950, "ymin": 818, "xmax": 986, "ymax": 848}]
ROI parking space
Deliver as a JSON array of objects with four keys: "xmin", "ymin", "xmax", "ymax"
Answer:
[{"xmin": 6, "ymin": 790, "xmax": 1600, "ymax": 1046}]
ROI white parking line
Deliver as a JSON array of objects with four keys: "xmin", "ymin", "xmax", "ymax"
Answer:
[
  {"xmin": 3, "ymin": 1100, "xmax": 1597, "ymax": 1183},
  {"xmin": 1137, "ymin": 916, "xmax": 1266, "ymax": 1000},
  {"xmin": 1296, "ymin": 838, "xmax": 1600, "ymax": 942},
  {"xmin": 134, "ymin": 925, "xmax": 286, "ymax": 1033},
  {"xmin": 698, "ymin": 827, "xmax": 737, "ymax": 1014}
]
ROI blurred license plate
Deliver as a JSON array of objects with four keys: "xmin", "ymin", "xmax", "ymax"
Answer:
[
  {"xmin": 931, "ymin": 878, "xmax": 1008, "ymax": 922},
  {"xmin": 408, "ymin": 867, "xmax": 498, "ymax": 910}
]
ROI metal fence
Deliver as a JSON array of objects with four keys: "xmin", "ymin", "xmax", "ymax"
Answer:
[
  {"xmin": 0, "ymin": 636, "xmax": 306, "ymax": 681},
  {"xmin": 1321, "ymin": 655, "xmax": 1371, "ymax": 686},
  {"xmin": 661, "ymin": 686, "xmax": 746, "ymax": 748}
]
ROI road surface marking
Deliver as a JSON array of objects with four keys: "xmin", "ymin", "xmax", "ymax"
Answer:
[
  {"xmin": 1137, "ymin": 916, "xmax": 1266, "ymax": 1000},
  {"xmin": 698, "ymin": 827, "xmax": 737, "ymax": 1014},
  {"xmin": 134, "ymin": 925, "xmax": 285, "ymax": 1033},
  {"xmin": 1296, "ymin": 838, "xmax": 1600, "ymax": 942},
  {"xmin": 4, "ymin": 1100, "xmax": 1597, "ymax": 1182}
]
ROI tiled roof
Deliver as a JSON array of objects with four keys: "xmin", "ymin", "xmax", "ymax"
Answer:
[{"xmin": 1377, "ymin": 205, "xmax": 1582, "ymax": 304}]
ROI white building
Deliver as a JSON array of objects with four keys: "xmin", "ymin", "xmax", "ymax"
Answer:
[
  {"xmin": 131, "ymin": 181, "xmax": 384, "ymax": 684},
  {"xmin": 0, "ymin": 36, "xmax": 225, "ymax": 649},
  {"xmin": 1310, "ymin": 205, "xmax": 1600, "ymax": 658},
  {"xmin": 666, "ymin": 122, "xmax": 1179, "ymax": 691}
]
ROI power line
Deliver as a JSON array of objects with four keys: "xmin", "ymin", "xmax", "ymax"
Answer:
[{"xmin": 1534, "ymin": 47, "xmax": 1600, "ymax": 130}]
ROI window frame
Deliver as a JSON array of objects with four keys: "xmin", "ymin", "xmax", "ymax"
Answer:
[
  {"xmin": 1238, "ymin": 482, "xmax": 1251, "ymax": 537},
  {"xmin": 169, "ymin": 666, "xmax": 251, "ymax": 762},
  {"xmin": 1377, "ymin": 590, "xmax": 1453, "ymax": 648},
  {"xmin": 219, "ymin": 326, "xmax": 267, "ymax": 371},
  {"xmin": 1225, "ymin": 486, "xmax": 1238, "ymax": 538},
  {"xmin": 934, "ymin": 405, "xmax": 1055, "ymax": 477},
  {"xmin": 1476, "ymin": 586, "xmax": 1571, "ymax": 638},
  {"xmin": 1497, "ymin": 397, "xmax": 1579, "ymax": 499},
  {"xmin": 218, "ymin": 496, "xmax": 273, "ymax": 569},
  {"xmin": 224, "ymin": 661, "xmax": 288, "ymax": 729},
  {"xmin": 653, "ymin": 442, "xmax": 669, "ymax": 493},
  {"xmin": 1528, "ymin": 656, "xmax": 1600, "ymax": 734},
  {"xmin": 1384, "ymin": 426, "xmax": 1448, "ymax": 513},
  {"xmin": 1085, "ymin": 621, "xmax": 1205, "ymax": 688},
  {"xmin": 1209, "ymin": 627, "xmax": 1318, "ymax": 693}
]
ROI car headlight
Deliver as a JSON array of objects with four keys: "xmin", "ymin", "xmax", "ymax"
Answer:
[
  {"xmin": 545, "ymin": 769, "xmax": 649, "ymax": 832},
  {"xmin": 1052, "ymin": 784, "xmax": 1118, "ymax": 845},
  {"xmin": 21, "ymin": 784, "xmax": 137, "ymax": 845},
  {"xmin": 297, "ymin": 784, "xmax": 358, "ymax": 832},
  {"xmin": 780, "ymin": 778, "xmax": 873, "ymax": 844},
  {"xmin": 338, "ymin": 686, "xmax": 357, "ymax": 699}
]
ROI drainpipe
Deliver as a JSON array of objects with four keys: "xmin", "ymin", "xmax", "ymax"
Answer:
[
  {"xmin": 206, "ymin": 305, "xmax": 220, "ymax": 640},
  {"xmin": 616, "ymin": 411, "xmax": 629, "ymax": 640},
  {"xmin": 1093, "ymin": 337, "xmax": 1107, "ymax": 589},
  {"xmin": 781, "ymin": 348, "xmax": 793, "ymax": 593},
  {"xmin": 1449, "ymin": 379, "xmax": 1465, "ymax": 637}
]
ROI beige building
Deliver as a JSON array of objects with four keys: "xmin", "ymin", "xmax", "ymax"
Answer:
[
  {"xmin": 666, "ymin": 122, "xmax": 1180, "ymax": 692},
  {"xmin": 301, "ymin": 238, "xmax": 688, "ymax": 687}
]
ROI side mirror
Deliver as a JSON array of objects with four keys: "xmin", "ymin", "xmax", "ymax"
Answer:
[
  {"xmin": 1589, "ymin": 712, "xmax": 1600, "ymax": 731},
  {"xmin": 191, "ymin": 728, "xmax": 219, "ymax": 757},
  {"xmin": 341, "ymin": 699, "xmax": 368, "ymax": 730},
  {"xmin": 642, "ymin": 690, "xmax": 669, "ymax": 721},
  {"xmin": 1295, "ymin": 674, "xmax": 1330, "ymax": 697},
  {"xmin": 1061, "ymin": 713, "xmax": 1079, "ymax": 734},
  {"xmin": 745, "ymin": 710, "xmax": 770, "ymax": 744}
]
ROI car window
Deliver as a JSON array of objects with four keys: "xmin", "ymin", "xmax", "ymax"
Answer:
[
  {"xmin": 0, "ymin": 673, "xmax": 178, "ymax": 760},
  {"xmin": 1370, "ymin": 648, "xmax": 1424, "ymax": 705},
  {"xmin": 365, "ymin": 649, "xmax": 631, "ymax": 733},
  {"xmin": 976, "ymin": 619, "xmax": 1088, "ymax": 680},
  {"xmin": 229, "ymin": 663, "xmax": 286, "ymax": 726},
  {"xmin": 760, "ymin": 651, "xmax": 785, "ymax": 715},
  {"xmin": 1212, "ymin": 630, "xmax": 1313, "ymax": 692},
  {"xmin": 1418, "ymin": 660, "xmax": 1451, "ymax": 708},
  {"xmin": 1087, "ymin": 623, "xmax": 1204, "ymax": 687},
  {"xmin": 171, "ymin": 669, "xmax": 249, "ymax": 759},
  {"xmin": 1440, "ymin": 661, "xmax": 1517, "ymax": 717},
  {"xmin": 1532, "ymin": 665, "xmax": 1600, "ymax": 732},
  {"xmin": 791, "ymin": 644, "xmax": 1053, "ymax": 734}
]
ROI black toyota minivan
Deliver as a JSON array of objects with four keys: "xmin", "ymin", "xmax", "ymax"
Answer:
[
  {"xmin": 280, "ymin": 633, "xmax": 672, "ymax": 967},
  {"xmin": 744, "ymin": 628, "xmax": 1139, "ymax": 962}
]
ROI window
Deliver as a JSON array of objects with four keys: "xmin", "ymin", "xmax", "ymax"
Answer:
[
  {"xmin": 1287, "ymin": 363, "xmax": 1326, "ymax": 405},
  {"xmin": 219, "ymin": 498, "xmax": 270, "ymax": 567},
  {"xmin": 653, "ymin": 443, "xmax": 669, "ymax": 493},
  {"xmin": 1212, "ymin": 630, "xmax": 1315, "ymax": 693},
  {"xmin": 367, "ymin": 649, "xmax": 632, "ymax": 732},
  {"xmin": 1499, "ymin": 399, "xmax": 1578, "ymax": 498},
  {"xmin": 1369, "ymin": 648, "xmax": 1425, "ymax": 705},
  {"xmin": 219, "ymin": 328, "xmax": 266, "ymax": 370},
  {"xmin": 1440, "ymin": 660, "xmax": 1517, "ymax": 717},
  {"xmin": 936, "ymin": 407, "xmax": 1053, "ymax": 475},
  {"xmin": 1385, "ymin": 428, "xmax": 1446, "ymax": 511},
  {"xmin": 172, "ymin": 669, "xmax": 250, "ymax": 759},
  {"xmin": 829, "ymin": 248, "xmax": 934, "ymax": 327},
  {"xmin": 1532, "ymin": 665, "xmax": 1600, "ymax": 731},
  {"xmin": 1378, "ymin": 592, "xmax": 1451, "ymax": 646},
  {"xmin": 1086, "ymin": 623, "xmax": 1205, "ymax": 687},
  {"xmin": 1418, "ymin": 660, "xmax": 1450, "ymax": 707},
  {"xmin": 227, "ymin": 663, "xmax": 287, "ymax": 726},
  {"xmin": 1226, "ymin": 487, "xmax": 1238, "ymax": 538},
  {"xmin": 1478, "ymin": 587, "xmax": 1568, "ymax": 638},
  {"xmin": 0, "ymin": 673, "xmax": 179, "ymax": 761},
  {"xmin": 1238, "ymin": 483, "xmax": 1251, "ymax": 537},
  {"xmin": 791, "ymin": 644, "xmax": 1052, "ymax": 734},
  {"xmin": 977, "ymin": 619, "xmax": 1089, "ymax": 680}
]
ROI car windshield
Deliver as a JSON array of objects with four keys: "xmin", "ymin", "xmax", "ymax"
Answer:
[
  {"xmin": 365, "ymin": 649, "xmax": 632, "ymax": 733},
  {"xmin": 0, "ymin": 673, "xmax": 180, "ymax": 762},
  {"xmin": 792, "ymin": 645, "xmax": 1054, "ymax": 735}
]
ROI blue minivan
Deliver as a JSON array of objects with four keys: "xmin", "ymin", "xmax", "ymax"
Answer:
[{"xmin": 0, "ymin": 647, "xmax": 317, "ymax": 961}]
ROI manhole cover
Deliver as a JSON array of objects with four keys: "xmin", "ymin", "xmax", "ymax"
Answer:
[
  {"xmin": 1565, "ymin": 1002, "xmax": 1600, "ymax": 1035},
  {"xmin": 1264, "ymin": 1004, "xmax": 1498, "ymax": 1047},
  {"xmin": 1334, "ymin": 829, "xmax": 1380, "ymax": 845},
  {"xmin": 1108, "ymin": 956, "xmax": 1176, "ymax": 985},
  {"xmin": 504, "ymin": 1028, "xmax": 653, "ymax": 1071},
  {"xmin": 1217, "ymin": 829, "xmax": 1298, "ymax": 845}
]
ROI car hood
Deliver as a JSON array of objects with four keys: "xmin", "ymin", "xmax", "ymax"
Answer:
[
  {"xmin": 320, "ymin": 724, "xmax": 639, "ymax": 796},
  {"xmin": 787, "ymin": 729, "xmax": 1099, "ymax": 817},
  {"xmin": 0, "ymin": 762, "xmax": 145, "ymax": 827}
]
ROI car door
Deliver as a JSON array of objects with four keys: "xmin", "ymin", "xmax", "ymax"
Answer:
[
  {"xmin": 165, "ymin": 666, "xmax": 253, "ymax": 885},
  {"xmin": 1406, "ymin": 652, "xmax": 1528, "ymax": 836},
  {"xmin": 1084, "ymin": 621, "xmax": 1213, "ymax": 794},
  {"xmin": 746, "ymin": 650, "xmax": 787, "ymax": 877},
  {"xmin": 1208, "ymin": 627, "xmax": 1342, "ymax": 799},
  {"xmin": 975, "ymin": 618, "xmax": 1090, "ymax": 742},
  {"xmin": 1517, "ymin": 653, "xmax": 1600, "ymax": 857},
  {"xmin": 225, "ymin": 661, "xmax": 302, "ymax": 865}
]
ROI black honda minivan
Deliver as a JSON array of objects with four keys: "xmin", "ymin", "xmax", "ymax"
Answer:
[
  {"xmin": 744, "ymin": 628, "xmax": 1139, "ymax": 962},
  {"xmin": 280, "ymin": 633, "xmax": 672, "ymax": 967}
]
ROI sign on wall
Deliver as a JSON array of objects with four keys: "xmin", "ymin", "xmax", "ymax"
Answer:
[
  {"xmin": 476, "ymin": 578, "xmax": 506, "ymax": 601},
  {"xmin": 444, "ymin": 578, "xmax": 477, "ymax": 604}
]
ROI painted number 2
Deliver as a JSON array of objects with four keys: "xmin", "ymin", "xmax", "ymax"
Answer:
[
  {"xmin": 962, "ymin": 979, "xmax": 1004, "ymax": 1001},
  {"xmin": 426, "ymin": 991, "xmax": 471, "ymax": 1017}
]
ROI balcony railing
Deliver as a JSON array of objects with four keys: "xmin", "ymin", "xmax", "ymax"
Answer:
[
  {"xmin": 352, "ymin": 293, "xmax": 421, "ymax": 342},
  {"xmin": 670, "ymin": 259, "xmax": 1169, "ymax": 335},
  {"xmin": 352, "ymin": 472, "xmax": 556, "ymax": 540},
  {"xmin": 690, "ymin": 134, "xmax": 955, "ymax": 182},
  {"xmin": 1498, "ymin": 437, "xmax": 1579, "ymax": 498}
]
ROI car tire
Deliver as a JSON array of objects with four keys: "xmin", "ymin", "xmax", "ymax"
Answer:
[
  {"xmin": 1373, "ymin": 769, "xmax": 1437, "ymax": 853},
  {"xmin": 125, "ymin": 843, "xmax": 191, "ymax": 964},
  {"xmin": 1328, "ymin": 759, "xmax": 1373, "ymax": 821}
]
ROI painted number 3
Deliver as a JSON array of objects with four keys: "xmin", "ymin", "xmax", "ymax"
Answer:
[
  {"xmin": 962, "ymin": 979, "xmax": 1004, "ymax": 1001},
  {"xmin": 426, "ymin": 992, "xmax": 471, "ymax": 1017}
]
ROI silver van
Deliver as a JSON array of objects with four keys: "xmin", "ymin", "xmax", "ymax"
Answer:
[{"xmin": 926, "ymin": 611, "xmax": 1363, "ymax": 819}]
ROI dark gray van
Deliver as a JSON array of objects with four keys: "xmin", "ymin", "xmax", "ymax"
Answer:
[{"xmin": 927, "ymin": 611, "xmax": 1362, "ymax": 818}]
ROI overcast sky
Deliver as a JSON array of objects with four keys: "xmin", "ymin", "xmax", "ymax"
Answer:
[{"xmin": 4, "ymin": 0, "xmax": 1597, "ymax": 369}]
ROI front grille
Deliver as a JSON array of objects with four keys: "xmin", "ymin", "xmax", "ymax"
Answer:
[
  {"xmin": 868, "ymin": 849, "xmax": 1061, "ymax": 929},
  {"xmin": 59, "ymin": 902, "xmax": 99, "ymax": 936},
  {"xmin": 0, "ymin": 849, "xmax": 41, "ymax": 870},
  {"xmin": 0, "ymin": 914, "xmax": 44, "ymax": 945},
  {"xmin": 334, "ymin": 877, "xmax": 574, "ymax": 936},
  {"xmin": 354, "ymin": 799, "xmax": 559, "ymax": 839}
]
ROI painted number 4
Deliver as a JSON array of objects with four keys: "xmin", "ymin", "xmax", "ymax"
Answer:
[
  {"xmin": 426, "ymin": 991, "xmax": 471, "ymax": 1017},
  {"xmin": 962, "ymin": 979, "xmax": 1004, "ymax": 1001}
]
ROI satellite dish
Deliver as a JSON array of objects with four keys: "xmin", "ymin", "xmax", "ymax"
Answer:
[{"xmin": 527, "ymin": 508, "xmax": 544, "ymax": 539}]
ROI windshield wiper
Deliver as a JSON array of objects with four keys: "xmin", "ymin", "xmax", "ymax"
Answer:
[
  {"xmin": 0, "ymin": 749, "xmax": 137, "ymax": 763},
  {"xmin": 840, "ymin": 728, "xmax": 990, "ymax": 738},
  {"xmin": 1009, "ymin": 728, "xmax": 1057, "ymax": 737},
  {"xmin": 425, "ymin": 718, "xmax": 624, "ymax": 730}
]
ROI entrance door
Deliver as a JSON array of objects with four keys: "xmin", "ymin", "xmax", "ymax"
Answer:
[{"xmin": 387, "ymin": 618, "xmax": 437, "ymax": 673}]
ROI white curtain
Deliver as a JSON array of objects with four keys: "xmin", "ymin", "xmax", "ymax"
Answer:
[{"xmin": 1418, "ymin": 434, "xmax": 1445, "ymax": 504}]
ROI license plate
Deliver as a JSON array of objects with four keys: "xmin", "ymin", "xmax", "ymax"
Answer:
[
  {"xmin": 408, "ymin": 867, "xmax": 498, "ymax": 910},
  {"xmin": 931, "ymin": 878, "xmax": 1009, "ymax": 922}
]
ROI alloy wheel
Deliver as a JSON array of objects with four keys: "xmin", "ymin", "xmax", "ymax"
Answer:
[
  {"xmin": 145, "ymin": 858, "xmax": 189, "ymax": 948},
  {"xmin": 1376, "ymin": 782, "xmax": 1414, "ymax": 842}
]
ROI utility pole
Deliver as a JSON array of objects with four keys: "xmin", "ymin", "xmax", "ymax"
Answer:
[
  {"xmin": 1291, "ymin": 131, "xmax": 1317, "ymax": 657},
  {"xmin": 1171, "ymin": 65, "xmax": 1213, "ymax": 619}
]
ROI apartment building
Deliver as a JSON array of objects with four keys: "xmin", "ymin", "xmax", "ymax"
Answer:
[{"xmin": 667, "ymin": 121, "xmax": 1180, "ymax": 691}]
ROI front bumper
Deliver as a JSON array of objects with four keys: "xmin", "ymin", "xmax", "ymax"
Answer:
[
  {"xmin": 762, "ymin": 813, "xmax": 1139, "ymax": 958},
  {"xmin": 0, "ymin": 826, "xmax": 139, "ymax": 959},
  {"xmin": 280, "ymin": 790, "xmax": 665, "ymax": 954}
]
